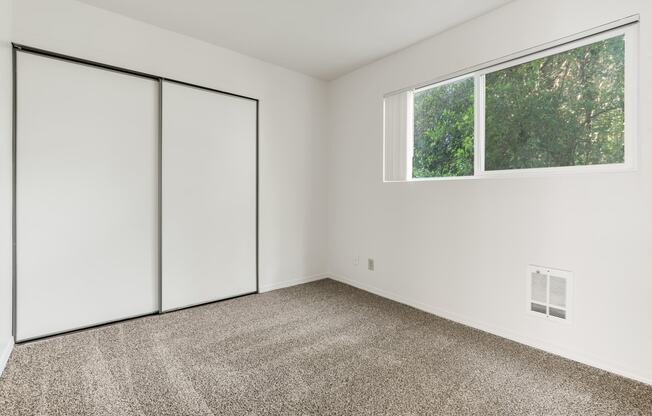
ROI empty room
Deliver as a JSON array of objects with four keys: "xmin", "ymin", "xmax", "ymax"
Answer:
[{"xmin": 0, "ymin": 0, "xmax": 651, "ymax": 414}]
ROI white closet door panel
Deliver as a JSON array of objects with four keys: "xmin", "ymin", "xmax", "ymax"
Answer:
[
  {"xmin": 162, "ymin": 81, "xmax": 256, "ymax": 312},
  {"xmin": 16, "ymin": 52, "xmax": 159, "ymax": 341}
]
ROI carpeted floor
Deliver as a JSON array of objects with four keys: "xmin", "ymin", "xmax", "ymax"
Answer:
[{"xmin": 0, "ymin": 279, "xmax": 651, "ymax": 415}]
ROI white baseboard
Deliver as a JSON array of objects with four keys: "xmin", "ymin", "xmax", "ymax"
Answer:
[
  {"xmin": 0, "ymin": 336, "xmax": 14, "ymax": 378},
  {"xmin": 328, "ymin": 273, "xmax": 652, "ymax": 387},
  {"xmin": 259, "ymin": 273, "xmax": 329, "ymax": 293}
]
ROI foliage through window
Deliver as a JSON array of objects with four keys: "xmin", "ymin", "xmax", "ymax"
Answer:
[
  {"xmin": 407, "ymin": 27, "xmax": 633, "ymax": 180},
  {"xmin": 485, "ymin": 35, "xmax": 625, "ymax": 170},
  {"xmin": 413, "ymin": 77, "xmax": 474, "ymax": 178}
]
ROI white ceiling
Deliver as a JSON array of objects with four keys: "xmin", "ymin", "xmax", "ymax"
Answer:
[{"xmin": 77, "ymin": 0, "xmax": 513, "ymax": 80}]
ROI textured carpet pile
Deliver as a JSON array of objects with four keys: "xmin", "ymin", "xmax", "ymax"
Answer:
[{"xmin": 0, "ymin": 279, "xmax": 651, "ymax": 415}]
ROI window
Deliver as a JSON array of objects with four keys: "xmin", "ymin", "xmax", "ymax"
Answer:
[
  {"xmin": 384, "ymin": 23, "xmax": 637, "ymax": 181},
  {"xmin": 485, "ymin": 35, "xmax": 625, "ymax": 171},
  {"xmin": 413, "ymin": 76, "xmax": 474, "ymax": 178}
]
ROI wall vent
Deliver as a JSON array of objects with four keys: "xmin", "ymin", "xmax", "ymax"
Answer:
[{"xmin": 527, "ymin": 265, "xmax": 572, "ymax": 322}]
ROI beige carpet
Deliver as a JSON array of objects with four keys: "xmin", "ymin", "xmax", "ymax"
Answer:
[{"xmin": 0, "ymin": 279, "xmax": 651, "ymax": 415}]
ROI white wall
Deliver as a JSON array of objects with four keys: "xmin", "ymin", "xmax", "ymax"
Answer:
[
  {"xmin": 11, "ymin": 0, "xmax": 330, "ymax": 294},
  {"xmin": 0, "ymin": 0, "xmax": 13, "ymax": 370},
  {"xmin": 327, "ymin": 0, "xmax": 652, "ymax": 384}
]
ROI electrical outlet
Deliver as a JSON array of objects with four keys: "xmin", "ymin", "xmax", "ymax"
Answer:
[
  {"xmin": 353, "ymin": 256, "xmax": 359, "ymax": 266},
  {"xmin": 367, "ymin": 258, "xmax": 374, "ymax": 271}
]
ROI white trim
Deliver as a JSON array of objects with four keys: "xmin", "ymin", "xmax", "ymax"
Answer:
[
  {"xmin": 414, "ymin": 73, "xmax": 474, "ymax": 94},
  {"xmin": 406, "ymin": 163, "xmax": 636, "ymax": 182},
  {"xmin": 624, "ymin": 22, "xmax": 639, "ymax": 171},
  {"xmin": 405, "ymin": 91, "xmax": 414, "ymax": 179},
  {"xmin": 327, "ymin": 273, "xmax": 652, "ymax": 387},
  {"xmin": 474, "ymin": 73, "xmax": 485, "ymax": 174},
  {"xmin": 381, "ymin": 98, "xmax": 388, "ymax": 182},
  {"xmin": 0, "ymin": 337, "xmax": 14, "ymax": 378},
  {"xmin": 384, "ymin": 15, "xmax": 639, "ymax": 97},
  {"xmin": 479, "ymin": 162, "xmax": 636, "ymax": 179},
  {"xmin": 408, "ymin": 175, "xmax": 475, "ymax": 182},
  {"xmin": 258, "ymin": 273, "xmax": 329, "ymax": 293},
  {"xmin": 476, "ymin": 26, "xmax": 630, "ymax": 76}
]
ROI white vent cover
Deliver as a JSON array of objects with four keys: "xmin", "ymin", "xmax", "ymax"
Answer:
[{"xmin": 527, "ymin": 265, "xmax": 572, "ymax": 321}]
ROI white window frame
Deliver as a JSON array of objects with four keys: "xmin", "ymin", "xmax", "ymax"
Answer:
[
  {"xmin": 405, "ymin": 23, "xmax": 638, "ymax": 181},
  {"xmin": 411, "ymin": 74, "xmax": 477, "ymax": 181}
]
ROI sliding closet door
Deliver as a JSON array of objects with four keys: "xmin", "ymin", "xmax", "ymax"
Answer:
[
  {"xmin": 161, "ymin": 81, "xmax": 257, "ymax": 312},
  {"xmin": 16, "ymin": 52, "xmax": 159, "ymax": 341}
]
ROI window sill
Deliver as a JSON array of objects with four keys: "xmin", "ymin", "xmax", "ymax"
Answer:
[{"xmin": 386, "ymin": 162, "xmax": 637, "ymax": 183}]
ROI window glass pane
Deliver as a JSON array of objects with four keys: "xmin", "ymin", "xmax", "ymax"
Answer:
[
  {"xmin": 413, "ymin": 77, "xmax": 474, "ymax": 178},
  {"xmin": 485, "ymin": 35, "xmax": 625, "ymax": 171}
]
